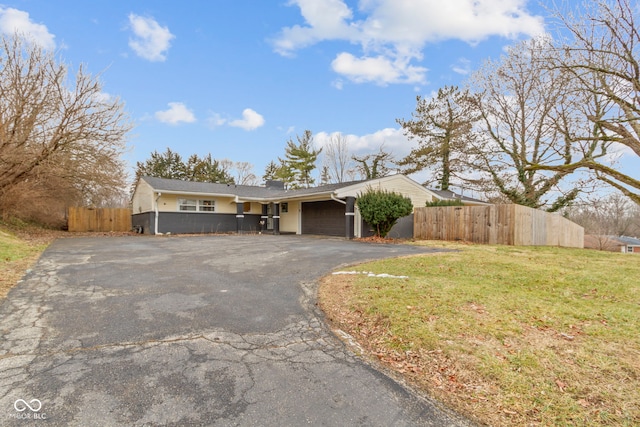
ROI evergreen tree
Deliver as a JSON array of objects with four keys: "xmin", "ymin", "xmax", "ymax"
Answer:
[
  {"xmin": 263, "ymin": 160, "xmax": 280, "ymax": 182},
  {"xmin": 320, "ymin": 165, "xmax": 331, "ymax": 185},
  {"xmin": 135, "ymin": 148, "xmax": 187, "ymax": 182},
  {"xmin": 135, "ymin": 149, "xmax": 234, "ymax": 184},
  {"xmin": 397, "ymin": 86, "xmax": 477, "ymax": 190},
  {"xmin": 274, "ymin": 162, "xmax": 296, "ymax": 189},
  {"xmin": 280, "ymin": 130, "xmax": 322, "ymax": 188},
  {"xmin": 186, "ymin": 154, "xmax": 234, "ymax": 183}
]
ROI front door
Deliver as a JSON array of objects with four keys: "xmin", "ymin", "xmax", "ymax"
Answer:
[{"xmin": 266, "ymin": 203, "xmax": 274, "ymax": 230}]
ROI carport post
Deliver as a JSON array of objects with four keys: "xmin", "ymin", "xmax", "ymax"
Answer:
[
  {"xmin": 236, "ymin": 202, "xmax": 244, "ymax": 234},
  {"xmin": 273, "ymin": 203, "xmax": 280, "ymax": 235},
  {"xmin": 260, "ymin": 204, "xmax": 268, "ymax": 234},
  {"xmin": 345, "ymin": 196, "xmax": 356, "ymax": 239}
]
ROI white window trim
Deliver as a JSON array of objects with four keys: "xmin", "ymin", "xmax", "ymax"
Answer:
[{"xmin": 178, "ymin": 198, "xmax": 216, "ymax": 213}]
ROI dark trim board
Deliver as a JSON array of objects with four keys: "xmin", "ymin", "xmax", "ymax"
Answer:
[{"xmin": 132, "ymin": 212, "xmax": 262, "ymax": 235}]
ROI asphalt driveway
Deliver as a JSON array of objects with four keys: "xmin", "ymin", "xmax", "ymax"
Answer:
[{"xmin": 1, "ymin": 235, "xmax": 469, "ymax": 426}]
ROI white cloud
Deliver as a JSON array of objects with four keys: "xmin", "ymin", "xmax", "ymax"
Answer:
[
  {"xmin": 0, "ymin": 7, "xmax": 56, "ymax": 49},
  {"xmin": 331, "ymin": 52, "xmax": 427, "ymax": 85},
  {"xmin": 315, "ymin": 127, "xmax": 412, "ymax": 158},
  {"xmin": 128, "ymin": 14, "xmax": 174, "ymax": 62},
  {"xmin": 206, "ymin": 112, "xmax": 227, "ymax": 128},
  {"xmin": 331, "ymin": 79, "xmax": 344, "ymax": 90},
  {"xmin": 228, "ymin": 108, "xmax": 265, "ymax": 131},
  {"xmin": 451, "ymin": 58, "xmax": 472, "ymax": 75},
  {"xmin": 273, "ymin": 0, "xmax": 545, "ymax": 85},
  {"xmin": 155, "ymin": 102, "xmax": 196, "ymax": 125},
  {"xmin": 272, "ymin": 0, "xmax": 357, "ymax": 56}
]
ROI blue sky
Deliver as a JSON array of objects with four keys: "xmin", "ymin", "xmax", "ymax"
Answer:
[{"xmin": 3, "ymin": 0, "xmax": 634, "ymax": 188}]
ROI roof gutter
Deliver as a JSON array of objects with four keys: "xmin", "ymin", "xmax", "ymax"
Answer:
[{"xmin": 331, "ymin": 193, "xmax": 346, "ymax": 205}]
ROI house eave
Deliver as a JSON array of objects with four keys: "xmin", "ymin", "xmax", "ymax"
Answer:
[
  {"xmin": 147, "ymin": 187, "xmax": 340, "ymax": 204},
  {"xmin": 148, "ymin": 189, "xmax": 240, "ymax": 199}
]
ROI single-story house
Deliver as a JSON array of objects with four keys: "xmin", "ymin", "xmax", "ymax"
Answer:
[
  {"xmin": 584, "ymin": 235, "xmax": 640, "ymax": 253},
  {"xmin": 131, "ymin": 174, "xmax": 454, "ymax": 238},
  {"xmin": 429, "ymin": 189, "xmax": 489, "ymax": 206}
]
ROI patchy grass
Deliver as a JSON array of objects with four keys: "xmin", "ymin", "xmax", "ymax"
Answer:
[
  {"xmin": 0, "ymin": 222, "xmax": 57, "ymax": 298},
  {"xmin": 319, "ymin": 241, "xmax": 640, "ymax": 427},
  {"xmin": 0, "ymin": 221, "xmax": 141, "ymax": 299}
]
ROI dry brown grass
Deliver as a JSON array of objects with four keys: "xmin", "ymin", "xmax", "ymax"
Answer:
[{"xmin": 319, "ymin": 242, "xmax": 640, "ymax": 426}]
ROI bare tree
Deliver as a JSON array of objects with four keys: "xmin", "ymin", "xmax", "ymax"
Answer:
[
  {"xmin": 0, "ymin": 34, "xmax": 132, "ymax": 225},
  {"xmin": 469, "ymin": 38, "xmax": 587, "ymax": 211},
  {"xmin": 566, "ymin": 192, "xmax": 640, "ymax": 249},
  {"xmin": 233, "ymin": 161, "xmax": 258, "ymax": 186},
  {"xmin": 352, "ymin": 146, "xmax": 395, "ymax": 180},
  {"xmin": 529, "ymin": 0, "xmax": 640, "ymax": 204},
  {"xmin": 323, "ymin": 133, "xmax": 352, "ymax": 183}
]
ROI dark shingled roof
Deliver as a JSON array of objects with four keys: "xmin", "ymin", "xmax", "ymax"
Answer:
[
  {"xmin": 428, "ymin": 188, "xmax": 487, "ymax": 204},
  {"xmin": 140, "ymin": 176, "xmax": 367, "ymax": 200}
]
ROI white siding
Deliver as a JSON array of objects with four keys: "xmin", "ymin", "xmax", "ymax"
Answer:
[
  {"xmin": 132, "ymin": 180, "xmax": 155, "ymax": 213},
  {"xmin": 153, "ymin": 194, "xmax": 238, "ymax": 213},
  {"xmin": 280, "ymin": 201, "xmax": 300, "ymax": 233},
  {"xmin": 214, "ymin": 197, "xmax": 240, "ymax": 214},
  {"xmin": 336, "ymin": 175, "xmax": 435, "ymax": 210}
]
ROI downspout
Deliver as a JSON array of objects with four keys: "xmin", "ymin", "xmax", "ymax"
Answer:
[
  {"xmin": 333, "ymin": 194, "xmax": 356, "ymax": 240},
  {"xmin": 154, "ymin": 192, "xmax": 161, "ymax": 235}
]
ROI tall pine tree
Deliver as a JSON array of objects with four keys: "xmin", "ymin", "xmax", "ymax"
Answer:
[
  {"xmin": 280, "ymin": 130, "xmax": 322, "ymax": 188},
  {"xmin": 397, "ymin": 86, "xmax": 477, "ymax": 190}
]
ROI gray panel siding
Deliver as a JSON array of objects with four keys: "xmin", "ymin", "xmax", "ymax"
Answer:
[
  {"xmin": 302, "ymin": 200, "xmax": 346, "ymax": 237},
  {"xmin": 132, "ymin": 212, "xmax": 262, "ymax": 235},
  {"xmin": 361, "ymin": 214, "xmax": 414, "ymax": 239},
  {"xmin": 132, "ymin": 213, "xmax": 153, "ymax": 235}
]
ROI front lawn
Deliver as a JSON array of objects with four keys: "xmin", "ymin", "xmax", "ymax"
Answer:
[
  {"xmin": 0, "ymin": 222, "xmax": 63, "ymax": 298},
  {"xmin": 319, "ymin": 242, "xmax": 640, "ymax": 426}
]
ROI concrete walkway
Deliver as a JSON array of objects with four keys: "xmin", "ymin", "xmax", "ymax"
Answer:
[{"xmin": 0, "ymin": 235, "xmax": 470, "ymax": 426}]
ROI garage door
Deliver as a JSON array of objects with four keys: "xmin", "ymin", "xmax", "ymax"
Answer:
[{"xmin": 301, "ymin": 200, "xmax": 345, "ymax": 236}]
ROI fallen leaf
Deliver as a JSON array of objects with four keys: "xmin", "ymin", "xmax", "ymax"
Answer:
[
  {"xmin": 555, "ymin": 379, "xmax": 567, "ymax": 392},
  {"xmin": 560, "ymin": 333, "xmax": 575, "ymax": 341},
  {"xmin": 577, "ymin": 399, "xmax": 590, "ymax": 407}
]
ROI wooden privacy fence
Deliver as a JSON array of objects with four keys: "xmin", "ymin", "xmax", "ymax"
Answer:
[
  {"xmin": 67, "ymin": 207, "xmax": 132, "ymax": 232},
  {"xmin": 414, "ymin": 204, "xmax": 584, "ymax": 248}
]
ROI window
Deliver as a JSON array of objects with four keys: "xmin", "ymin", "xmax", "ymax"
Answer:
[
  {"xmin": 281, "ymin": 203, "xmax": 288, "ymax": 213},
  {"xmin": 200, "ymin": 200, "xmax": 215, "ymax": 212},
  {"xmin": 178, "ymin": 199, "xmax": 215, "ymax": 212},
  {"xmin": 178, "ymin": 199, "xmax": 197, "ymax": 211}
]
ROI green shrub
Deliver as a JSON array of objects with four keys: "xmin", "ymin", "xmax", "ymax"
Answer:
[
  {"xmin": 357, "ymin": 189, "xmax": 413, "ymax": 237},
  {"xmin": 425, "ymin": 199, "xmax": 464, "ymax": 207}
]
